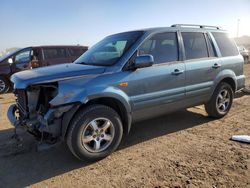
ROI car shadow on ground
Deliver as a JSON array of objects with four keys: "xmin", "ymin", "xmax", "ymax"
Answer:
[
  {"xmin": 119, "ymin": 108, "xmax": 210, "ymax": 150},
  {"xmin": 0, "ymin": 108, "xmax": 214, "ymax": 187}
]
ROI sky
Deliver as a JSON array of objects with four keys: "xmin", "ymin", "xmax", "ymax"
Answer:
[{"xmin": 0, "ymin": 0, "xmax": 249, "ymax": 51}]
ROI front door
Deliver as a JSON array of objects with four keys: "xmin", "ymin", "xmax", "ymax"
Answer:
[
  {"xmin": 122, "ymin": 32, "xmax": 186, "ymax": 121},
  {"xmin": 12, "ymin": 48, "xmax": 32, "ymax": 73}
]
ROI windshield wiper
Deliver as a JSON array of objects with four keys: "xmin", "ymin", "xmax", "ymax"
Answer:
[{"xmin": 76, "ymin": 61, "xmax": 89, "ymax": 65}]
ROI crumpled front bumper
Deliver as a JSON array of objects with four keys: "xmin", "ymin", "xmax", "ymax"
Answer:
[{"xmin": 7, "ymin": 103, "xmax": 75, "ymax": 131}]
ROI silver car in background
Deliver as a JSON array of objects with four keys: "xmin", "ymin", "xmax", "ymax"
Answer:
[{"xmin": 238, "ymin": 46, "xmax": 249, "ymax": 63}]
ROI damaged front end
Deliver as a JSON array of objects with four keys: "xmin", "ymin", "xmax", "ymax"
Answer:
[{"xmin": 7, "ymin": 83, "xmax": 74, "ymax": 144}]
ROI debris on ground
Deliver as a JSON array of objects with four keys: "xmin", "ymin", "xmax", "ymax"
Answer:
[{"xmin": 231, "ymin": 135, "xmax": 250, "ymax": 144}]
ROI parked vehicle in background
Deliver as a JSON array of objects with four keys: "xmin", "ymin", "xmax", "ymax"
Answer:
[
  {"xmin": 238, "ymin": 46, "xmax": 249, "ymax": 64},
  {"xmin": 0, "ymin": 45, "xmax": 88, "ymax": 93},
  {"xmin": 8, "ymin": 24, "xmax": 245, "ymax": 161}
]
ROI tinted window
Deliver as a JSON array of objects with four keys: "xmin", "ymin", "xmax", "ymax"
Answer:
[
  {"xmin": 182, "ymin": 32, "xmax": 208, "ymax": 60},
  {"xmin": 43, "ymin": 48, "xmax": 67, "ymax": 60},
  {"xmin": 139, "ymin": 32, "xmax": 178, "ymax": 64},
  {"xmin": 69, "ymin": 48, "xmax": 87, "ymax": 57},
  {"xmin": 212, "ymin": 32, "xmax": 238, "ymax": 57},
  {"xmin": 75, "ymin": 31, "xmax": 143, "ymax": 66}
]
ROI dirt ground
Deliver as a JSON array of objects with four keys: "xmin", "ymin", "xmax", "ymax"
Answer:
[{"xmin": 0, "ymin": 64, "xmax": 250, "ymax": 188}]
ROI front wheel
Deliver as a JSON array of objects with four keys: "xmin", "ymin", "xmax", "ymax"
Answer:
[
  {"xmin": 0, "ymin": 76, "xmax": 10, "ymax": 94},
  {"xmin": 205, "ymin": 82, "xmax": 233, "ymax": 118},
  {"xmin": 66, "ymin": 104, "xmax": 123, "ymax": 161}
]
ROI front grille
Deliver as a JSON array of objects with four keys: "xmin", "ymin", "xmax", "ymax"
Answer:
[{"xmin": 15, "ymin": 89, "xmax": 28, "ymax": 119}]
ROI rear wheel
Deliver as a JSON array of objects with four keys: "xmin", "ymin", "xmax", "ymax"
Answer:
[
  {"xmin": 205, "ymin": 82, "xmax": 233, "ymax": 118},
  {"xmin": 66, "ymin": 104, "xmax": 123, "ymax": 161},
  {"xmin": 0, "ymin": 76, "xmax": 10, "ymax": 94}
]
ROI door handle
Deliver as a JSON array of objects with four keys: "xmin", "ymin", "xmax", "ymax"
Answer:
[
  {"xmin": 171, "ymin": 69, "xmax": 184, "ymax": 75},
  {"xmin": 212, "ymin": 63, "xmax": 221, "ymax": 69}
]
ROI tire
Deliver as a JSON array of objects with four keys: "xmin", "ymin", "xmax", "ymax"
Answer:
[
  {"xmin": 0, "ymin": 76, "xmax": 10, "ymax": 94},
  {"xmin": 66, "ymin": 104, "xmax": 123, "ymax": 161},
  {"xmin": 205, "ymin": 82, "xmax": 233, "ymax": 118}
]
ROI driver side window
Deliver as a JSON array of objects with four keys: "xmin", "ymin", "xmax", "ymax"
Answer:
[
  {"xmin": 15, "ymin": 49, "xmax": 31, "ymax": 64},
  {"xmin": 138, "ymin": 32, "xmax": 179, "ymax": 64}
]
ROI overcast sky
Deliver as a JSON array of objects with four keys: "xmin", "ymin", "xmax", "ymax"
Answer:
[{"xmin": 0, "ymin": 0, "xmax": 249, "ymax": 51}]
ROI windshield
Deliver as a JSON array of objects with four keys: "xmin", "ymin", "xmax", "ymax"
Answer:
[
  {"xmin": 0, "ymin": 48, "xmax": 20, "ymax": 62},
  {"xmin": 75, "ymin": 31, "xmax": 143, "ymax": 66}
]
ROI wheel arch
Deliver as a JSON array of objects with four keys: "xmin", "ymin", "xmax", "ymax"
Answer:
[
  {"xmin": 85, "ymin": 97, "xmax": 132, "ymax": 134},
  {"xmin": 0, "ymin": 74, "xmax": 11, "ymax": 83},
  {"xmin": 61, "ymin": 95, "xmax": 132, "ymax": 140},
  {"xmin": 219, "ymin": 77, "xmax": 236, "ymax": 92},
  {"xmin": 213, "ymin": 69, "xmax": 237, "ymax": 94}
]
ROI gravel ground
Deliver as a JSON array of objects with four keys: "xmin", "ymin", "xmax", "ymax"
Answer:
[{"xmin": 0, "ymin": 64, "xmax": 249, "ymax": 188}]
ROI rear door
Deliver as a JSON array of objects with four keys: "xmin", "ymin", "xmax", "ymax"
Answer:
[
  {"xmin": 42, "ymin": 47, "xmax": 71, "ymax": 66},
  {"xmin": 181, "ymin": 31, "xmax": 219, "ymax": 104},
  {"xmin": 68, "ymin": 47, "xmax": 88, "ymax": 62}
]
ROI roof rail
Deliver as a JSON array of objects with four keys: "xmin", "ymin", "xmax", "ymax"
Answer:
[{"xmin": 171, "ymin": 24, "xmax": 221, "ymax": 30}]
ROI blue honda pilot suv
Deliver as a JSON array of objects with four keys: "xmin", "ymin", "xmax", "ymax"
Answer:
[{"xmin": 8, "ymin": 24, "xmax": 245, "ymax": 161}]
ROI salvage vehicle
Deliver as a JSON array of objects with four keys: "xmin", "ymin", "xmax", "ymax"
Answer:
[
  {"xmin": 0, "ymin": 45, "xmax": 88, "ymax": 93},
  {"xmin": 8, "ymin": 24, "xmax": 245, "ymax": 161}
]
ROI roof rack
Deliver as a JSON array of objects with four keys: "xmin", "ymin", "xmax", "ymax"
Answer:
[{"xmin": 171, "ymin": 24, "xmax": 221, "ymax": 30}]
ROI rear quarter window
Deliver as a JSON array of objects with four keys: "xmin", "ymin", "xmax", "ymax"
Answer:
[
  {"xmin": 43, "ymin": 48, "xmax": 67, "ymax": 59},
  {"xmin": 212, "ymin": 32, "xmax": 239, "ymax": 57}
]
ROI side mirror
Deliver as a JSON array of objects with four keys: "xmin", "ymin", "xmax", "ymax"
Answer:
[
  {"xmin": 8, "ymin": 58, "xmax": 13, "ymax": 64},
  {"xmin": 134, "ymin": 55, "xmax": 154, "ymax": 69}
]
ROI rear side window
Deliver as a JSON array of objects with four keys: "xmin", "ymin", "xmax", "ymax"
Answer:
[
  {"xmin": 43, "ymin": 48, "xmax": 67, "ymax": 60},
  {"xmin": 182, "ymin": 32, "xmax": 209, "ymax": 60},
  {"xmin": 212, "ymin": 32, "xmax": 238, "ymax": 57},
  {"xmin": 138, "ymin": 32, "xmax": 179, "ymax": 64},
  {"xmin": 69, "ymin": 48, "xmax": 87, "ymax": 57}
]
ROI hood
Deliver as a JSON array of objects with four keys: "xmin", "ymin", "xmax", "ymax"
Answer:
[{"xmin": 11, "ymin": 63, "xmax": 106, "ymax": 89}]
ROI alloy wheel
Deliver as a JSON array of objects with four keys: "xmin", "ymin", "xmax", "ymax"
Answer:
[
  {"xmin": 216, "ymin": 89, "xmax": 231, "ymax": 114},
  {"xmin": 81, "ymin": 117, "xmax": 115, "ymax": 153}
]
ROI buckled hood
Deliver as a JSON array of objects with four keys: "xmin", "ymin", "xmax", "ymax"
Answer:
[{"xmin": 11, "ymin": 63, "xmax": 106, "ymax": 89}]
